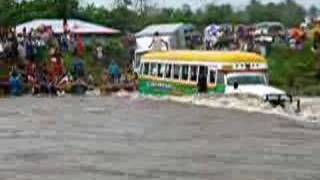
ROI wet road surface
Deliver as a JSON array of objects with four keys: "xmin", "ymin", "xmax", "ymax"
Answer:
[{"xmin": 0, "ymin": 96, "xmax": 319, "ymax": 180}]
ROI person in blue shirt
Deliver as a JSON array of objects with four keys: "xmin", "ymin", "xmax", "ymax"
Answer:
[
  {"xmin": 9, "ymin": 69, "xmax": 23, "ymax": 96},
  {"xmin": 71, "ymin": 53, "xmax": 88, "ymax": 95},
  {"xmin": 72, "ymin": 53, "xmax": 85, "ymax": 80},
  {"xmin": 108, "ymin": 60, "xmax": 121, "ymax": 84}
]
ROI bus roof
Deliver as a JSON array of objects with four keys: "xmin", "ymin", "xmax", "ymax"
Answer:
[{"xmin": 143, "ymin": 50, "xmax": 266, "ymax": 63}]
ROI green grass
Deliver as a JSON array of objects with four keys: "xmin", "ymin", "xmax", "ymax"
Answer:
[{"xmin": 268, "ymin": 41, "xmax": 320, "ymax": 95}]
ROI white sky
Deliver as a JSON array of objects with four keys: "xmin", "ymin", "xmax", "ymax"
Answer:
[{"xmin": 84, "ymin": 0, "xmax": 320, "ymax": 9}]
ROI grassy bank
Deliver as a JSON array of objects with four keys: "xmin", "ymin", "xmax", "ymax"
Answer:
[{"xmin": 268, "ymin": 42, "xmax": 320, "ymax": 96}]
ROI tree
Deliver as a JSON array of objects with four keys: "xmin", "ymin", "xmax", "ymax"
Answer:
[
  {"xmin": 309, "ymin": 5, "xmax": 319, "ymax": 18},
  {"xmin": 245, "ymin": 0, "xmax": 305, "ymax": 26},
  {"xmin": 53, "ymin": 0, "xmax": 79, "ymax": 18},
  {"xmin": 0, "ymin": 0, "xmax": 310, "ymax": 31},
  {"xmin": 113, "ymin": 0, "xmax": 132, "ymax": 8},
  {"xmin": 279, "ymin": 0, "xmax": 306, "ymax": 26},
  {"xmin": 134, "ymin": 0, "xmax": 149, "ymax": 14},
  {"xmin": 198, "ymin": 3, "xmax": 234, "ymax": 25},
  {"xmin": 0, "ymin": 0, "xmax": 17, "ymax": 26}
]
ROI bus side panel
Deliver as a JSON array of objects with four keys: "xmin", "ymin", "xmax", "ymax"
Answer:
[
  {"xmin": 139, "ymin": 78, "xmax": 197, "ymax": 96},
  {"xmin": 213, "ymin": 84, "xmax": 226, "ymax": 94},
  {"xmin": 213, "ymin": 71, "xmax": 226, "ymax": 94},
  {"xmin": 139, "ymin": 78, "xmax": 226, "ymax": 96}
]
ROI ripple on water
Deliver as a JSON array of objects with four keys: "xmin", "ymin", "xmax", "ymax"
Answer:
[
  {"xmin": 0, "ymin": 110, "xmax": 23, "ymax": 118},
  {"xmin": 83, "ymin": 107, "xmax": 107, "ymax": 114}
]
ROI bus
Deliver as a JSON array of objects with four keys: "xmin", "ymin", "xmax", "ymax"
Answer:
[{"xmin": 138, "ymin": 50, "xmax": 291, "ymax": 104}]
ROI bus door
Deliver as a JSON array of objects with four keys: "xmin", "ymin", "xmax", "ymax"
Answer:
[{"xmin": 198, "ymin": 66, "xmax": 208, "ymax": 93}]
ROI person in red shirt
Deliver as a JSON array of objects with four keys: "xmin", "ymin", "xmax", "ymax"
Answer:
[
  {"xmin": 52, "ymin": 52, "xmax": 64, "ymax": 79},
  {"xmin": 26, "ymin": 59, "xmax": 37, "ymax": 86},
  {"xmin": 77, "ymin": 34, "xmax": 85, "ymax": 57},
  {"xmin": 46, "ymin": 62, "xmax": 59, "ymax": 95},
  {"xmin": 289, "ymin": 25, "xmax": 306, "ymax": 50},
  {"xmin": 49, "ymin": 51, "xmax": 66, "ymax": 94}
]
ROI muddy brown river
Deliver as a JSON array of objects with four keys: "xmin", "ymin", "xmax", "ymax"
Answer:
[{"xmin": 0, "ymin": 96, "xmax": 319, "ymax": 180}]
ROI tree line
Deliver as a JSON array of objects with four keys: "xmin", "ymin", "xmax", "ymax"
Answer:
[{"xmin": 0, "ymin": 0, "xmax": 319, "ymax": 32}]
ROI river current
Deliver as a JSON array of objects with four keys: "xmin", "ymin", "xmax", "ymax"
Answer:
[{"xmin": 0, "ymin": 94, "xmax": 319, "ymax": 180}]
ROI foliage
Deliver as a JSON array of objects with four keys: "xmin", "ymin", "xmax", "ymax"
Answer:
[
  {"xmin": 268, "ymin": 42, "xmax": 318, "ymax": 95},
  {"xmin": 64, "ymin": 50, "xmax": 104, "ymax": 84},
  {"xmin": 245, "ymin": 0, "xmax": 306, "ymax": 26},
  {"xmin": 104, "ymin": 38, "xmax": 130, "ymax": 67},
  {"xmin": 0, "ymin": 0, "xmax": 313, "ymax": 30}
]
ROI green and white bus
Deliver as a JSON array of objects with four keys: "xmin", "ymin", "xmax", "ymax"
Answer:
[{"xmin": 138, "ymin": 50, "xmax": 291, "ymax": 104}]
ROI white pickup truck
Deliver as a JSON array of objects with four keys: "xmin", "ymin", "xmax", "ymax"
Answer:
[{"xmin": 225, "ymin": 72, "xmax": 292, "ymax": 106}]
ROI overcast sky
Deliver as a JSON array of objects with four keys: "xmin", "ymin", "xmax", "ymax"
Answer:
[{"xmin": 84, "ymin": 0, "xmax": 320, "ymax": 10}]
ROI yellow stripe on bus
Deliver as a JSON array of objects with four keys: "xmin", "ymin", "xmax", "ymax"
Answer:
[{"xmin": 143, "ymin": 50, "xmax": 266, "ymax": 63}]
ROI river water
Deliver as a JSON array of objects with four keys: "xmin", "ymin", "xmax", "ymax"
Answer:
[{"xmin": 0, "ymin": 95, "xmax": 320, "ymax": 180}]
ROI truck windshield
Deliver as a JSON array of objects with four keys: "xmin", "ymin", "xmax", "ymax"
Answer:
[{"xmin": 227, "ymin": 74, "xmax": 266, "ymax": 86}]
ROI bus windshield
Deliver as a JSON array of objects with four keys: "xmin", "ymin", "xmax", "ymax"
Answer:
[{"xmin": 227, "ymin": 74, "xmax": 266, "ymax": 86}]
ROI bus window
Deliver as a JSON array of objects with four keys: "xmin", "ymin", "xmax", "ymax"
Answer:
[
  {"xmin": 173, "ymin": 64, "xmax": 180, "ymax": 80},
  {"xmin": 181, "ymin": 65, "xmax": 189, "ymax": 81},
  {"xmin": 134, "ymin": 53, "xmax": 141, "ymax": 70},
  {"xmin": 157, "ymin": 63, "xmax": 165, "ymax": 78},
  {"xmin": 143, "ymin": 63, "xmax": 150, "ymax": 75},
  {"xmin": 139, "ymin": 64, "xmax": 144, "ymax": 75},
  {"xmin": 165, "ymin": 64, "xmax": 172, "ymax": 79},
  {"xmin": 151, "ymin": 63, "xmax": 157, "ymax": 76},
  {"xmin": 209, "ymin": 70, "xmax": 216, "ymax": 84},
  {"xmin": 190, "ymin": 66, "xmax": 198, "ymax": 82},
  {"xmin": 217, "ymin": 71, "xmax": 225, "ymax": 84},
  {"xmin": 209, "ymin": 70, "xmax": 216, "ymax": 83}
]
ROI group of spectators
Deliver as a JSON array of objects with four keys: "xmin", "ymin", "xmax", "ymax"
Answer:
[
  {"xmin": 1, "ymin": 23, "xmax": 88, "ymax": 96},
  {"xmin": 204, "ymin": 24, "xmax": 278, "ymax": 56},
  {"xmin": 0, "ymin": 19, "xmax": 137, "ymax": 96},
  {"xmin": 203, "ymin": 20, "xmax": 320, "ymax": 56}
]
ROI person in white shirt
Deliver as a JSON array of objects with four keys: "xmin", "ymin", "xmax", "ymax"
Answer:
[{"xmin": 148, "ymin": 32, "xmax": 168, "ymax": 51}]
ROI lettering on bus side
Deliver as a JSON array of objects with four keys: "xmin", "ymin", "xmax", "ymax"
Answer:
[{"xmin": 150, "ymin": 82, "xmax": 175, "ymax": 91}]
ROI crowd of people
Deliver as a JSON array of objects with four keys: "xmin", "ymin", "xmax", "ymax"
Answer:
[
  {"xmin": 0, "ymin": 19, "xmax": 138, "ymax": 97},
  {"xmin": 203, "ymin": 20, "xmax": 320, "ymax": 56}
]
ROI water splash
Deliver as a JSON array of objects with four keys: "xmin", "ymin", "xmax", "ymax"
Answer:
[{"xmin": 116, "ymin": 92, "xmax": 320, "ymax": 126}]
